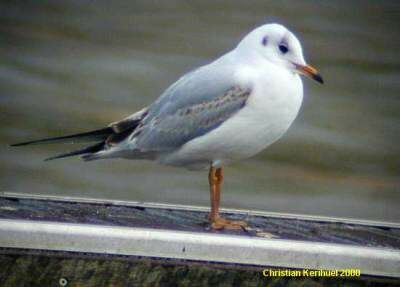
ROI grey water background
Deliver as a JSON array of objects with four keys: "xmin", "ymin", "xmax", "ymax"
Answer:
[{"xmin": 1, "ymin": 1, "xmax": 399, "ymax": 221}]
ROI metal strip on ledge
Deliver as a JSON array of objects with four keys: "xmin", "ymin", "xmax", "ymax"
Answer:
[{"xmin": 0, "ymin": 192, "xmax": 399, "ymax": 278}]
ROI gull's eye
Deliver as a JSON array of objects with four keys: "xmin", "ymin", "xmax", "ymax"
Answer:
[{"xmin": 279, "ymin": 44, "xmax": 289, "ymax": 54}]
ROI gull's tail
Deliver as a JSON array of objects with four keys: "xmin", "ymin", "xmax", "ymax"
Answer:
[{"xmin": 11, "ymin": 107, "xmax": 148, "ymax": 161}]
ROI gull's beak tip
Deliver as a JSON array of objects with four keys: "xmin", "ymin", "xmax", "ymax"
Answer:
[
  {"xmin": 313, "ymin": 73, "xmax": 324, "ymax": 84},
  {"xmin": 296, "ymin": 64, "xmax": 324, "ymax": 85}
]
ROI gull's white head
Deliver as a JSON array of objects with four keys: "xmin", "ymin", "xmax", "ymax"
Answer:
[{"xmin": 237, "ymin": 23, "xmax": 323, "ymax": 84}]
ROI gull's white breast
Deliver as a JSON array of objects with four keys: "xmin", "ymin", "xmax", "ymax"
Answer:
[{"xmin": 159, "ymin": 63, "xmax": 303, "ymax": 169}]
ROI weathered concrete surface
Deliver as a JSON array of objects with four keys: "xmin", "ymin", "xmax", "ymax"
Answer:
[{"xmin": 0, "ymin": 196, "xmax": 399, "ymax": 248}]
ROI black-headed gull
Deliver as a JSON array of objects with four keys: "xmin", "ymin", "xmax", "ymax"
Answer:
[{"xmin": 13, "ymin": 23, "xmax": 323, "ymax": 230}]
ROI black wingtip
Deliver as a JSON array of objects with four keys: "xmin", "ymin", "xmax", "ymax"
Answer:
[
  {"xmin": 10, "ymin": 127, "xmax": 113, "ymax": 148},
  {"xmin": 43, "ymin": 142, "xmax": 105, "ymax": 162},
  {"xmin": 43, "ymin": 154, "xmax": 69, "ymax": 161},
  {"xmin": 10, "ymin": 141, "xmax": 32, "ymax": 147},
  {"xmin": 10, "ymin": 138, "xmax": 62, "ymax": 147}
]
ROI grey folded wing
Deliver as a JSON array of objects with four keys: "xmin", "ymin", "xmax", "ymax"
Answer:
[{"xmin": 133, "ymin": 85, "xmax": 251, "ymax": 152}]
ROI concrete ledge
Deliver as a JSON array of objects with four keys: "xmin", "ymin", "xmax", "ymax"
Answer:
[
  {"xmin": 0, "ymin": 192, "xmax": 399, "ymax": 279},
  {"xmin": 1, "ymin": 219, "xmax": 400, "ymax": 277}
]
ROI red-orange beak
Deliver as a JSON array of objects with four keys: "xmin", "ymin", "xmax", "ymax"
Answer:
[{"xmin": 295, "ymin": 64, "xmax": 324, "ymax": 84}]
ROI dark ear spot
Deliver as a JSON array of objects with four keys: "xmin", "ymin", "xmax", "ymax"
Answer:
[{"xmin": 262, "ymin": 36, "xmax": 268, "ymax": 46}]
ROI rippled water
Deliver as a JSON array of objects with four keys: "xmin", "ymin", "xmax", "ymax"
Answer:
[{"xmin": 1, "ymin": 1, "xmax": 399, "ymax": 221}]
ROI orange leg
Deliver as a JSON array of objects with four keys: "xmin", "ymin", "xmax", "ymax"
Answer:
[{"xmin": 208, "ymin": 166, "xmax": 248, "ymax": 230}]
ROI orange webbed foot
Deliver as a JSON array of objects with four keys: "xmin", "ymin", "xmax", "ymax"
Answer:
[{"xmin": 210, "ymin": 216, "xmax": 248, "ymax": 230}]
